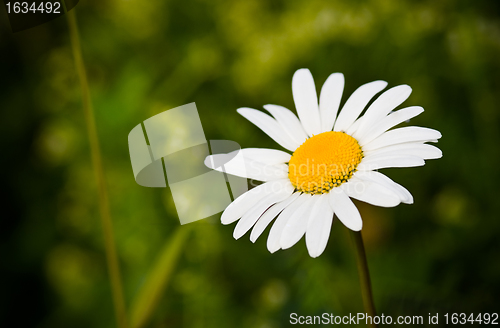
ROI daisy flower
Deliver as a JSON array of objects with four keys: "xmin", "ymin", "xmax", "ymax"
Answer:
[{"xmin": 206, "ymin": 69, "xmax": 442, "ymax": 258}]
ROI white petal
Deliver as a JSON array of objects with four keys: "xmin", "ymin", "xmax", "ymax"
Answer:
[
  {"xmin": 346, "ymin": 117, "xmax": 363, "ymax": 135},
  {"xmin": 221, "ymin": 179, "xmax": 293, "ymax": 225},
  {"xmin": 239, "ymin": 148, "xmax": 292, "ymax": 165},
  {"xmin": 237, "ymin": 107, "xmax": 299, "ymax": 151},
  {"xmin": 319, "ymin": 73, "xmax": 344, "ymax": 132},
  {"xmin": 365, "ymin": 143, "xmax": 442, "ymax": 160},
  {"xmin": 358, "ymin": 154, "xmax": 425, "ymax": 171},
  {"xmin": 357, "ymin": 106, "xmax": 424, "ymax": 145},
  {"xmin": 263, "ymin": 104, "xmax": 308, "ymax": 145},
  {"xmin": 341, "ymin": 176, "xmax": 401, "ymax": 207},
  {"xmin": 333, "ymin": 80, "xmax": 388, "ymax": 132},
  {"xmin": 233, "ymin": 187, "xmax": 294, "ymax": 239},
  {"xmin": 280, "ymin": 194, "xmax": 316, "ymax": 249},
  {"xmin": 292, "ymin": 69, "xmax": 321, "ymax": 137},
  {"xmin": 362, "ymin": 127, "xmax": 442, "ymax": 151},
  {"xmin": 250, "ymin": 193, "xmax": 300, "ymax": 243},
  {"xmin": 356, "ymin": 85, "xmax": 412, "ymax": 137},
  {"xmin": 305, "ymin": 194, "xmax": 334, "ymax": 258},
  {"xmin": 328, "ymin": 189, "xmax": 363, "ymax": 231},
  {"xmin": 267, "ymin": 193, "xmax": 310, "ymax": 253},
  {"xmin": 205, "ymin": 153, "xmax": 288, "ymax": 181},
  {"xmin": 354, "ymin": 170, "xmax": 413, "ymax": 204}
]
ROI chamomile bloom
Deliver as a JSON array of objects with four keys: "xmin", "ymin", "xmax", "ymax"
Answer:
[{"xmin": 206, "ymin": 69, "xmax": 442, "ymax": 257}]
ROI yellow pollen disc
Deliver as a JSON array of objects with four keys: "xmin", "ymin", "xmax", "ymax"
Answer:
[{"xmin": 288, "ymin": 131, "xmax": 363, "ymax": 194}]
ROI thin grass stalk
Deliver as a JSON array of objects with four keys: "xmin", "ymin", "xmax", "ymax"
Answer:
[{"xmin": 65, "ymin": 6, "xmax": 128, "ymax": 328}]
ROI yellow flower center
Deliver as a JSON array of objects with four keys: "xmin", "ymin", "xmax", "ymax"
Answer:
[{"xmin": 288, "ymin": 131, "xmax": 363, "ymax": 194}]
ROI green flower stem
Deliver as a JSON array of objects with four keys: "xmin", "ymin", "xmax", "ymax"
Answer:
[
  {"xmin": 65, "ymin": 7, "xmax": 128, "ymax": 328},
  {"xmin": 350, "ymin": 230, "xmax": 378, "ymax": 328}
]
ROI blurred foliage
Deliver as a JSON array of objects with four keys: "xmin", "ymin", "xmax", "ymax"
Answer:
[{"xmin": 1, "ymin": 0, "xmax": 500, "ymax": 327}]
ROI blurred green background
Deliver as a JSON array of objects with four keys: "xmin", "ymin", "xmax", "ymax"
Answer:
[{"xmin": 1, "ymin": 0, "xmax": 500, "ymax": 327}]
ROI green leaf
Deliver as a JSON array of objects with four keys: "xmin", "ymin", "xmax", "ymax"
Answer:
[{"xmin": 130, "ymin": 226, "xmax": 192, "ymax": 328}]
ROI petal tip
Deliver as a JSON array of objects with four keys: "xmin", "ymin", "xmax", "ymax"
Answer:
[
  {"xmin": 204, "ymin": 156, "xmax": 211, "ymax": 168},
  {"xmin": 233, "ymin": 230, "xmax": 243, "ymax": 240},
  {"xmin": 348, "ymin": 222, "xmax": 363, "ymax": 232},
  {"xmin": 372, "ymin": 80, "xmax": 388, "ymax": 89},
  {"xmin": 307, "ymin": 248, "xmax": 323, "ymax": 258},
  {"xmin": 268, "ymin": 247, "xmax": 279, "ymax": 254},
  {"xmin": 329, "ymin": 72, "xmax": 345, "ymax": 80},
  {"xmin": 295, "ymin": 68, "xmax": 311, "ymax": 75},
  {"xmin": 221, "ymin": 215, "xmax": 235, "ymax": 225},
  {"xmin": 236, "ymin": 107, "xmax": 248, "ymax": 114}
]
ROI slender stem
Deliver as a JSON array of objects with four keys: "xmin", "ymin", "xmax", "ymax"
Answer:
[
  {"xmin": 65, "ymin": 8, "xmax": 128, "ymax": 328},
  {"xmin": 130, "ymin": 226, "xmax": 192, "ymax": 328},
  {"xmin": 350, "ymin": 230, "xmax": 378, "ymax": 328}
]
